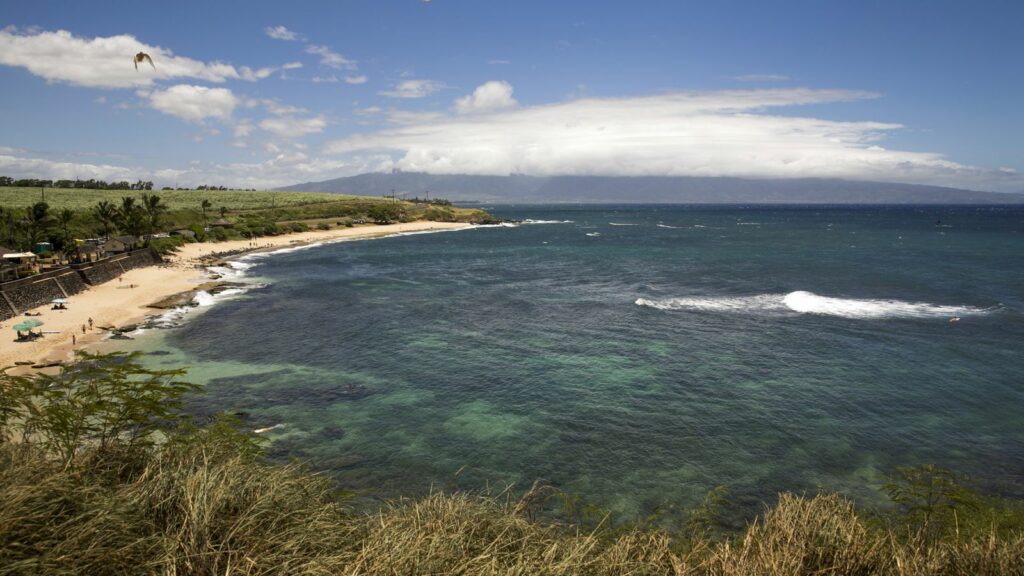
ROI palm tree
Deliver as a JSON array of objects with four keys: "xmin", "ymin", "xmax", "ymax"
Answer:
[
  {"xmin": 116, "ymin": 197, "xmax": 146, "ymax": 238},
  {"xmin": 24, "ymin": 201, "xmax": 50, "ymax": 248},
  {"xmin": 57, "ymin": 209, "xmax": 75, "ymax": 252},
  {"xmin": 219, "ymin": 206, "xmax": 228, "ymax": 219},
  {"xmin": 140, "ymin": 193, "xmax": 167, "ymax": 234},
  {"xmin": 93, "ymin": 200, "xmax": 117, "ymax": 239},
  {"xmin": 200, "ymin": 199, "xmax": 212, "ymax": 224}
]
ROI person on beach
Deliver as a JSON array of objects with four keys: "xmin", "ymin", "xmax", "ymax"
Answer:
[
  {"xmin": 88, "ymin": 317, "xmax": 93, "ymax": 330},
  {"xmin": 82, "ymin": 324, "xmax": 86, "ymax": 334},
  {"xmin": 72, "ymin": 334, "xmax": 76, "ymax": 345}
]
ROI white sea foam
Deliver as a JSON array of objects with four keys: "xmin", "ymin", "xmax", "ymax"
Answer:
[
  {"xmin": 586, "ymin": 232, "xmax": 601, "ymax": 237},
  {"xmin": 656, "ymin": 224, "xmax": 682, "ymax": 229},
  {"xmin": 133, "ymin": 225, "xmax": 485, "ymax": 337},
  {"xmin": 636, "ymin": 291, "xmax": 996, "ymax": 320},
  {"xmin": 609, "ymin": 222, "xmax": 637, "ymax": 226},
  {"xmin": 474, "ymin": 222, "xmax": 520, "ymax": 228},
  {"xmin": 522, "ymin": 219, "xmax": 574, "ymax": 224},
  {"xmin": 781, "ymin": 291, "xmax": 992, "ymax": 319},
  {"xmin": 636, "ymin": 294, "xmax": 783, "ymax": 313}
]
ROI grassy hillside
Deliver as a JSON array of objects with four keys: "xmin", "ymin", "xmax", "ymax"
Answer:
[
  {"xmin": 0, "ymin": 187, "xmax": 365, "ymax": 211},
  {"xmin": 0, "ymin": 187, "xmax": 493, "ymax": 253}
]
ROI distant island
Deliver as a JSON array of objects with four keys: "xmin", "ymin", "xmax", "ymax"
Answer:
[{"xmin": 280, "ymin": 172, "xmax": 1024, "ymax": 205}]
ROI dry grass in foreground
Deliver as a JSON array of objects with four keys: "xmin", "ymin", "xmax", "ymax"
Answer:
[{"xmin": 1, "ymin": 354, "xmax": 1023, "ymax": 575}]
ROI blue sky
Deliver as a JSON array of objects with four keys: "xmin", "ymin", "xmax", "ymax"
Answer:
[{"xmin": 0, "ymin": 0, "xmax": 1021, "ymax": 192}]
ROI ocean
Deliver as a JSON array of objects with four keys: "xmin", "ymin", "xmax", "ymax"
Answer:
[{"xmin": 124, "ymin": 205, "xmax": 1024, "ymax": 520}]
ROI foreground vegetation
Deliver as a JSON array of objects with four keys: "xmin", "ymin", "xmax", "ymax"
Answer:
[{"xmin": 1, "ymin": 354, "xmax": 1022, "ymax": 575}]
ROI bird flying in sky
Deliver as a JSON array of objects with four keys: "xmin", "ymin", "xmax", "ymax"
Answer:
[{"xmin": 134, "ymin": 51, "xmax": 155, "ymax": 70}]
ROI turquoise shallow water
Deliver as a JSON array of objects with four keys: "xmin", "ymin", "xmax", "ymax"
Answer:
[{"xmin": 127, "ymin": 205, "xmax": 1024, "ymax": 519}]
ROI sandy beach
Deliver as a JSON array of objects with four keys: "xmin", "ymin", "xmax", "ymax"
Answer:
[{"xmin": 0, "ymin": 221, "xmax": 472, "ymax": 371}]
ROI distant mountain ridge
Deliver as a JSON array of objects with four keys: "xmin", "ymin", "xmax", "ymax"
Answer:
[{"xmin": 279, "ymin": 172, "xmax": 1024, "ymax": 204}]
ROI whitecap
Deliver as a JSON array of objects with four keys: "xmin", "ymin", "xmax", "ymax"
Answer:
[
  {"xmin": 609, "ymin": 222, "xmax": 637, "ymax": 226},
  {"xmin": 780, "ymin": 291, "xmax": 993, "ymax": 319},
  {"xmin": 636, "ymin": 291, "xmax": 996, "ymax": 320},
  {"xmin": 522, "ymin": 219, "xmax": 574, "ymax": 224},
  {"xmin": 635, "ymin": 295, "xmax": 784, "ymax": 313}
]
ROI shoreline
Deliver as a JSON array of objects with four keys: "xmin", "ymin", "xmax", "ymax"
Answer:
[{"xmin": 0, "ymin": 221, "xmax": 474, "ymax": 372}]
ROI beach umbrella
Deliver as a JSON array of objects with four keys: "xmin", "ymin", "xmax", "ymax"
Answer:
[{"xmin": 13, "ymin": 319, "xmax": 43, "ymax": 331}]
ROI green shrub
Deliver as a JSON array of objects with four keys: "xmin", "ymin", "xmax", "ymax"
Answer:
[
  {"xmin": 148, "ymin": 236, "xmax": 186, "ymax": 254},
  {"xmin": 316, "ymin": 222, "xmax": 330, "ymax": 231}
]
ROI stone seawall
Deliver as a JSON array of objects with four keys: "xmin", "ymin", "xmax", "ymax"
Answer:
[{"xmin": 0, "ymin": 249, "xmax": 162, "ymax": 321}]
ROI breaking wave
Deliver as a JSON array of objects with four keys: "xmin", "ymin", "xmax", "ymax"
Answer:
[{"xmin": 636, "ymin": 290, "xmax": 997, "ymax": 320}]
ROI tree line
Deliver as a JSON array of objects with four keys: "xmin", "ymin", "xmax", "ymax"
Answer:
[
  {"xmin": 0, "ymin": 177, "xmax": 154, "ymax": 190},
  {"xmin": 0, "ymin": 177, "xmax": 254, "ymax": 192}
]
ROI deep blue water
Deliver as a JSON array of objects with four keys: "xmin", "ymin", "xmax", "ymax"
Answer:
[{"xmin": 133, "ymin": 205, "xmax": 1024, "ymax": 519}]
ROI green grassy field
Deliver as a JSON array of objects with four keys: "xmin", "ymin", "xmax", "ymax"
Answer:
[{"xmin": 0, "ymin": 187, "xmax": 370, "ymax": 211}]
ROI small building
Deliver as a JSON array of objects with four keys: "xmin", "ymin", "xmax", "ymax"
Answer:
[
  {"xmin": 99, "ymin": 238, "xmax": 128, "ymax": 255},
  {"xmin": 114, "ymin": 236, "xmax": 141, "ymax": 251},
  {"xmin": 1, "ymin": 247, "xmax": 40, "ymax": 277},
  {"xmin": 170, "ymin": 229, "xmax": 196, "ymax": 239},
  {"xmin": 0, "ymin": 260, "xmax": 17, "ymax": 282},
  {"xmin": 208, "ymin": 218, "xmax": 234, "ymax": 229},
  {"xmin": 0, "ymin": 245, "xmax": 19, "ymax": 281},
  {"xmin": 76, "ymin": 244, "xmax": 102, "ymax": 263}
]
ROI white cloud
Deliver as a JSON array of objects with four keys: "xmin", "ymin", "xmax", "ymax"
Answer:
[
  {"xmin": 282, "ymin": 61, "xmax": 303, "ymax": 70},
  {"xmin": 239, "ymin": 66, "xmax": 276, "ymax": 81},
  {"xmin": 262, "ymin": 100, "xmax": 307, "ymax": 116},
  {"xmin": 454, "ymin": 80, "xmax": 518, "ymax": 114},
  {"xmin": 0, "ymin": 149, "xmax": 395, "ymax": 189},
  {"xmin": 0, "ymin": 27, "xmax": 267, "ymax": 88},
  {"xmin": 379, "ymin": 79, "xmax": 446, "ymax": 98},
  {"xmin": 259, "ymin": 115, "xmax": 327, "ymax": 138},
  {"xmin": 234, "ymin": 120, "xmax": 254, "ymax": 138},
  {"xmin": 345, "ymin": 75, "xmax": 368, "ymax": 85},
  {"xmin": 312, "ymin": 75, "xmax": 339, "ymax": 83},
  {"xmin": 148, "ymin": 84, "xmax": 237, "ymax": 122},
  {"xmin": 0, "ymin": 153, "xmax": 137, "ymax": 182},
  {"xmin": 323, "ymin": 88, "xmax": 1023, "ymax": 191},
  {"xmin": 264, "ymin": 26, "xmax": 301, "ymax": 41},
  {"xmin": 305, "ymin": 45, "xmax": 357, "ymax": 70},
  {"xmin": 488, "ymin": 59, "xmax": 511, "ymax": 65},
  {"xmin": 734, "ymin": 74, "xmax": 790, "ymax": 82}
]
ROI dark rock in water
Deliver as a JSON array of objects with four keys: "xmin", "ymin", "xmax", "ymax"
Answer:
[
  {"xmin": 147, "ymin": 291, "xmax": 197, "ymax": 309},
  {"xmin": 206, "ymin": 281, "xmax": 245, "ymax": 295},
  {"xmin": 118, "ymin": 324, "xmax": 138, "ymax": 333},
  {"xmin": 109, "ymin": 333, "xmax": 133, "ymax": 340},
  {"xmin": 147, "ymin": 350, "xmax": 172, "ymax": 356},
  {"xmin": 316, "ymin": 454, "xmax": 368, "ymax": 470},
  {"xmin": 320, "ymin": 426, "xmax": 346, "ymax": 440}
]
